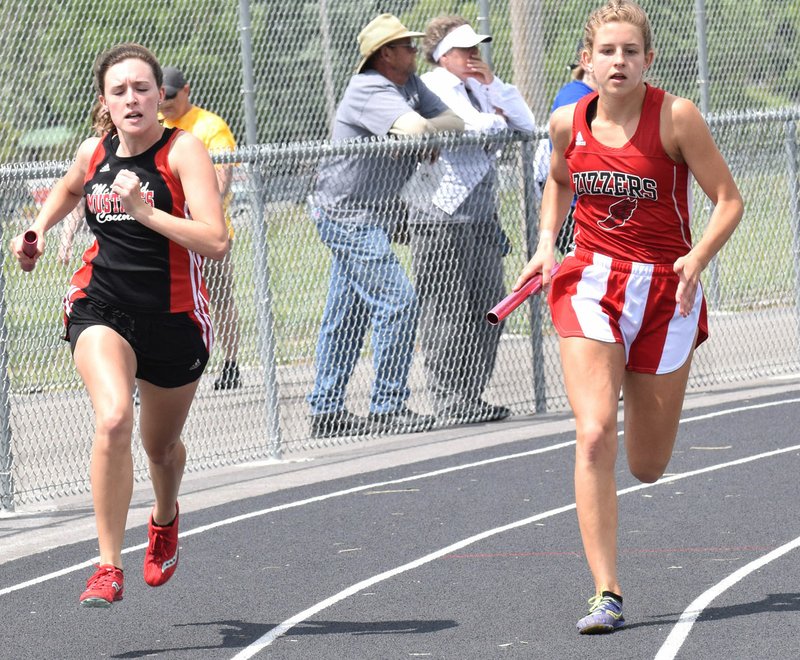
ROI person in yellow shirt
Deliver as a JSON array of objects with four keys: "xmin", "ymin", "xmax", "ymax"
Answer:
[{"xmin": 161, "ymin": 67, "xmax": 241, "ymax": 390}]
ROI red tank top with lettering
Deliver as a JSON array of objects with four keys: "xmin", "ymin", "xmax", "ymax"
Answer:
[{"xmin": 565, "ymin": 84, "xmax": 692, "ymax": 263}]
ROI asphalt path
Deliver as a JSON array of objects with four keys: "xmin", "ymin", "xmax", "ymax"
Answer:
[{"xmin": 1, "ymin": 377, "xmax": 799, "ymax": 659}]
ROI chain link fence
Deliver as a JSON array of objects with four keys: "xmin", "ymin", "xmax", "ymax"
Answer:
[
  {"xmin": 0, "ymin": 1, "xmax": 798, "ymax": 509},
  {"xmin": 2, "ymin": 1, "xmax": 798, "ymax": 160}
]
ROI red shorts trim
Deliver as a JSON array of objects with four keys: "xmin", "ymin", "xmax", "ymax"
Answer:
[{"xmin": 548, "ymin": 248, "xmax": 708, "ymax": 374}]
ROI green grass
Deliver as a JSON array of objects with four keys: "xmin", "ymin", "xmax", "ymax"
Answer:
[{"xmin": 692, "ymin": 168, "xmax": 795, "ymax": 310}]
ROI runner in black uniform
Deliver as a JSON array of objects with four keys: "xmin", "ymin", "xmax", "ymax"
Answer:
[
  {"xmin": 67, "ymin": 126, "xmax": 215, "ymax": 384},
  {"xmin": 10, "ymin": 43, "xmax": 228, "ymax": 608}
]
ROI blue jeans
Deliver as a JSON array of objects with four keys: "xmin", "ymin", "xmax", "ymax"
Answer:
[{"xmin": 307, "ymin": 211, "xmax": 417, "ymax": 415}]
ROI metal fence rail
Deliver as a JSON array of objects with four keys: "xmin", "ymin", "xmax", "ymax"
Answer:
[{"xmin": 1, "ymin": 112, "xmax": 799, "ymax": 510}]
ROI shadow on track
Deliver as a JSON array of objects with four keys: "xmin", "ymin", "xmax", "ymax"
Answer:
[{"xmin": 111, "ymin": 618, "xmax": 459, "ymax": 658}]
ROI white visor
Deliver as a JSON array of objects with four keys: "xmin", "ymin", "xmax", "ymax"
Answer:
[{"xmin": 432, "ymin": 24, "xmax": 492, "ymax": 62}]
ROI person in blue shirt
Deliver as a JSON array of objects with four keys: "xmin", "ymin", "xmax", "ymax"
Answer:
[
  {"xmin": 534, "ymin": 42, "xmax": 596, "ymax": 253},
  {"xmin": 552, "ymin": 47, "xmax": 596, "ymax": 109}
]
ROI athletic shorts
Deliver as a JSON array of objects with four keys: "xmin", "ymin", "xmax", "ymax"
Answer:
[
  {"xmin": 64, "ymin": 297, "xmax": 211, "ymax": 388},
  {"xmin": 548, "ymin": 248, "xmax": 708, "ymax": 374}
]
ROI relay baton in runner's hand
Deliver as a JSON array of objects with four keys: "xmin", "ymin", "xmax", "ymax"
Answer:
[
  {"xmin": 21, "ymin": 230, "xmax": 38, "ymax": 272},
  {"xmin": 486, "ymin": 262, "xmax": 560, "ymax": 326}
]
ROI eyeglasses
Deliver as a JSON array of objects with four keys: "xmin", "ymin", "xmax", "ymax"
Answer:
[{"xmin": 387, "ymin": 43, "xmax": 418, "ymax": 53}]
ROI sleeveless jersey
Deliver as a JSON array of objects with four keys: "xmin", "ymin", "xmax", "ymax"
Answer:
[
  {"xmin": 66, "ymin": 128, "xmax": 209, "ymax": 315},
  {"xmin": 565, "ymin": 85, "xmax": 692, "ymax": 263}
]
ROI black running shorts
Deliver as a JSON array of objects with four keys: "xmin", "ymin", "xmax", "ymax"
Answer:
[{"xmin": 65, "ymin": 297, "xmax": 209, "ymax": 388}]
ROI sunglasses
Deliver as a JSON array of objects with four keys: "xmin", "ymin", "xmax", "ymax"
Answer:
[{"xmin": 387, "ymin": 42, "xmax": 418, "ymax": 53}]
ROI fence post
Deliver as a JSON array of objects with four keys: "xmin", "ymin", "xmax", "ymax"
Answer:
[
  {"xmin": 694, "ymin": 0, "xmax": 719, "ymax": 305},
  {"xmin": 694, "ymin": 0, "xmax": 710, "ymax": 116},
  {"xmin": 238, "ymin": 0, "xmax": 258, "ymax": 147},
  {"xmin": 319, "ymin": 0, "xmax": 337, "ymax": 134},
  {"xmin": 520, "ymin": 137, "xmax": 548, "ymax": 413},
  {"xmin": 477, "ymin": 0, "xmax": 493, "ymax": 69},
  {"xmin": 238, "ymin": 0, "xmax": 282, "ymax": 458},
  {"xmin": 0, "ymin": 214, "xmax": 16, "ymax": 512},
  {"xmin": 786, "ymin": 121, "xmax": 800, "ymax": 359}
]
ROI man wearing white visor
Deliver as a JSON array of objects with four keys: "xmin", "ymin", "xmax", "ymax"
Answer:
[{"xmin": 405, "ymin": 16, "xmax": 536, "ymax": 426}]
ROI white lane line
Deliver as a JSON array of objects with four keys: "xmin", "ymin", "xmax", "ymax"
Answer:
[
  {"xmin": 654, "ymin": 535, "xmax": 800, "ymax": 660},
  {"xmin": 230, "ymin": 440, "xmax": 800, "ymax": 658},
  {"xmin": 679, "ymin": 397, "xmax": 800, "ymax": 424},
  {"xmin": 229, "ymin": 501, "xmax": 580, "ymax": 659},
  {"xmin": 180, "ymin": 439, "xmax": 577, "ymax": 540},
  {"xmin": 0, "ymin": 439, "xmax": 575, "ymax": 597},
  {"xmin": 0, "ymin": 396, "xmax": 797, "ymax": 601}
]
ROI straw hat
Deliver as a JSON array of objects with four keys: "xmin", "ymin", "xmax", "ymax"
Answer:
[{"xmin": 356, "ymin": 14, "xmax": 423, "ymax": 73}]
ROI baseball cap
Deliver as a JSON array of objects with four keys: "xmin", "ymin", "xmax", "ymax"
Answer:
[
  {"xmin": 356, "ymin": 14, "xmax": 424, "ymax": 73},
  {"xmin": 162, "ymin": 66, "xmax": 188, "ymax": 98},
  {"xmin": 569, "ymin": 40, "xmax": 584, "ymax": 70}
]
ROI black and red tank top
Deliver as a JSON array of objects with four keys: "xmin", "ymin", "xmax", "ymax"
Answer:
[
  {"xmin": 66, "ymin": 128, "xmax": 209, "ymax": 314},
  {"xmin": 565, "ymin": 84, "xmax": 692, "ymax": 263}
]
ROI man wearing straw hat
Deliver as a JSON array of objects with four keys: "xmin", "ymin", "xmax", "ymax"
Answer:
[{"xmin": 308, "ymin": 14, "xmax": 463, "ymax": 439}]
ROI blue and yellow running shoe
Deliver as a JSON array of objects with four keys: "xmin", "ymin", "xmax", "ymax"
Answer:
[{"xmin": 576, "ymin": 592, "xmax": 625, "ymax": 634}]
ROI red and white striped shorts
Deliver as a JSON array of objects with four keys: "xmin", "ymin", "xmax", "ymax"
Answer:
[{"xmin": 548, "ymin": 248, "xmax": 708, "ymax": 374}]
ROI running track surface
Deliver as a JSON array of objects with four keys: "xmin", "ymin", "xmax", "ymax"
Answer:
[{"xmin": 1, "ymin": 377, "xmax": 799, "ymax": 659}]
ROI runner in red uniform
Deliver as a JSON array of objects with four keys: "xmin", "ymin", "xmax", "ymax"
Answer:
[
  {"xmin": 514, "ymin": 0, "xmax": 742, "ymax": 634},
  {"xmin": 10, "ymin": 43, "xmax": 228, "ymax": 607}
]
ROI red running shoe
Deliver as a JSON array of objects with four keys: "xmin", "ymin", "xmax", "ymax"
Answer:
[
  {"xmin": 143, "ymin": 502, "xmax": 180, "ymax": 587},
  {"xmin": 80, "ymin": 564, "xmax": 124, "ymax": 607}
]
